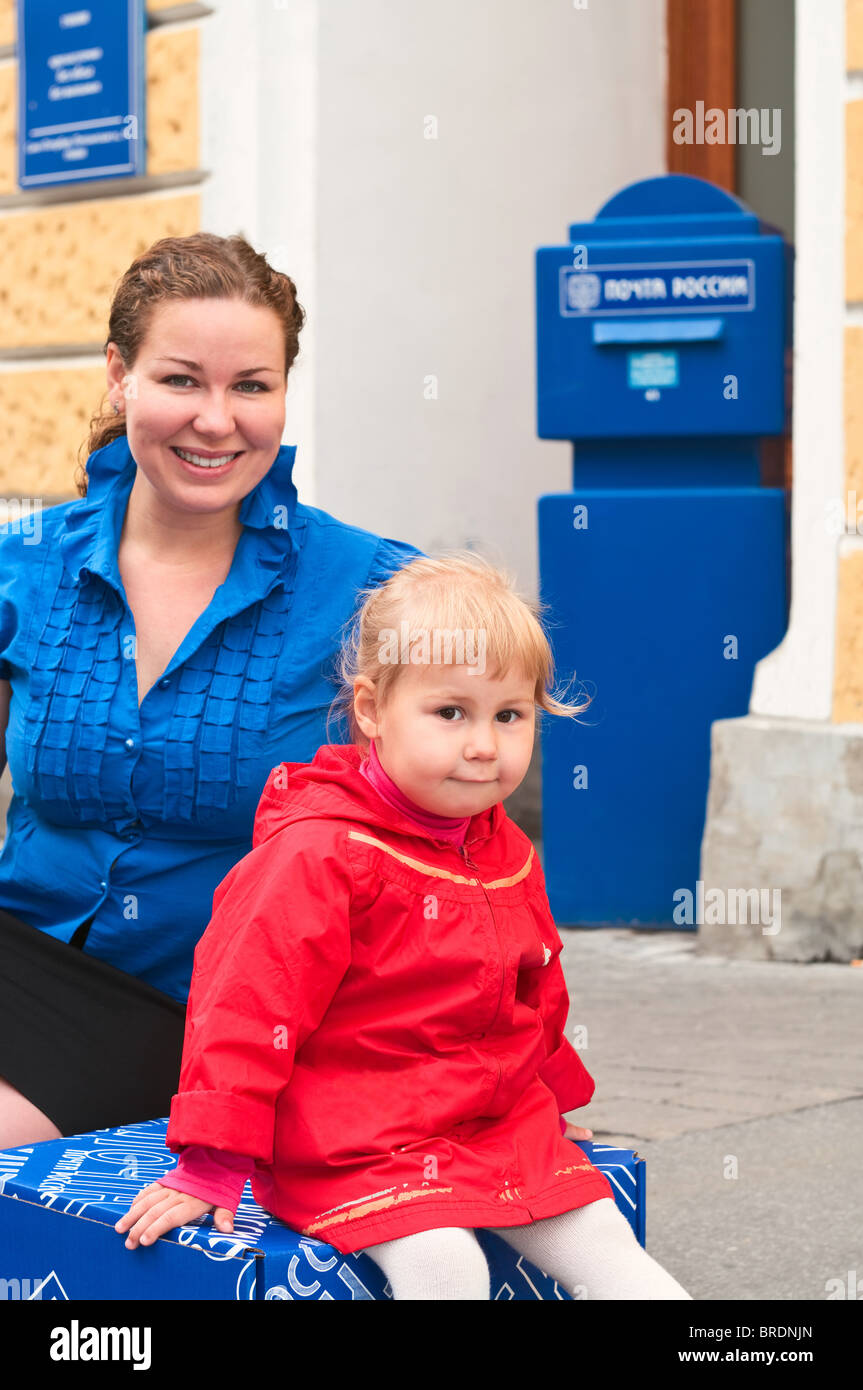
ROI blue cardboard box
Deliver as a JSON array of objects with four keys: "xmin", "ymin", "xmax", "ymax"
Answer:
[{"xmin": 0, "ymin": 1119, "xmax": 644, "ymax": 1300}]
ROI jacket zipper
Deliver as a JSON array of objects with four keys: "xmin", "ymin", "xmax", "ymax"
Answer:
[{"xmin": 458, "ymin": 842, "xmax": 507, "ymax": 1052}]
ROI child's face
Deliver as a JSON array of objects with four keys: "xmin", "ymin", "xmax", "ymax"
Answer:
[{"xmin": 354, "ymin": 661, "xmax": 536, "ymax": 818}]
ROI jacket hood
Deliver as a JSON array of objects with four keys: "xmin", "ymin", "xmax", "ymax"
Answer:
[{"xmin": 253, "ymin": 742, "xmax": 506, "ymax": 851}]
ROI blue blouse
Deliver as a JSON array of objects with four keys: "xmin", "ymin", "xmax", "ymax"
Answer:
[{"xmin": 0, "ymin": 435, "xmax": 421, "ymax": 1002}]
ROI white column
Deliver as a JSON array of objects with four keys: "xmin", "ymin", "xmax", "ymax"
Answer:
[
  {"xmin": 200, "ymin": 0, "xmax": 320, "ymax": 501},
  {"xmin": 749, "ymin": 0, "xmax": 845, "ymax": 719}
]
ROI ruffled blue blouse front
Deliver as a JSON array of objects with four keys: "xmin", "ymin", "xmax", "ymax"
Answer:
[{"xmin": 0, "ymin": 436, "xmax": 421, "ymax": 1001}]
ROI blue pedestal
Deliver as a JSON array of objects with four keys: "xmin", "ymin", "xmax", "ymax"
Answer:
[
  {"xmin": 0, "ymin": 1118, "xmax": 644, "ymax": 1300},
  {"xmin": 539, "ymin": 487, "xmax": 787, "ymax": 924}
]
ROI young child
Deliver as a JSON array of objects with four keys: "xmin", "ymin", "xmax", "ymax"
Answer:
[{"xmin": 115, "ymin": 552, "xmax": 692, "ymax": 1301}]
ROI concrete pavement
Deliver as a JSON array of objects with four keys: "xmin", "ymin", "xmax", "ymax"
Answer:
[{"xmin": 557, "ymin": 924, "xmax": 863, "ymax": 1301}]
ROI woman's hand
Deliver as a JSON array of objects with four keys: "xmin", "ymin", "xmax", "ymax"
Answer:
[
  {"xmin": 114, "ymin": 1181, "xmax": 234, "ymax": 1249},
  {"xmin": 563, "ymin": 1121, "xmax": 594, "ymax": 1141}
]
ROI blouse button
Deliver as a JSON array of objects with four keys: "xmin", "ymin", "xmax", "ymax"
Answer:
[
  {"xmin": 124, "ymin": 737, "xmax": 136, "ymax": 750},
  {"xmin": 99, "ymin": 880, "xmax": 107, "ymax": 891},
  {"xmin": 158, "ymin": 677, "xmax": 170, "ymax": 688}
]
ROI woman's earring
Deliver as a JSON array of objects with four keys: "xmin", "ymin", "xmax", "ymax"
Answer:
[{"xmin": 112, "ymin": 400, "xmax": 120, "ymax": 415}]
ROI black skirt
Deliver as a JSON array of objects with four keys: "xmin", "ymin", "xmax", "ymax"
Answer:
[{"xmin": 0, "ymin": 907, "xmax": 187, "ymax": 1137}]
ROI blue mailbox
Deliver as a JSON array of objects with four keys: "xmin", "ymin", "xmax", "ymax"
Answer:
[{"xmin": 536, "ymin": 174, "xmax": 790, "ymax": 927}]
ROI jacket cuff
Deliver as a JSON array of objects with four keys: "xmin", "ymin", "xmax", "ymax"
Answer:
[
  {"xmin": 160, "ymin": 1164, "xmax": 248, "ymax": 1214},
  {"xmin": 538, "ymin": 1039, "xmax": 596, "ymax": 1113},
  {"xmin": 166, "ymin": 1090, "xmax": 275, "ymax": 1163}
]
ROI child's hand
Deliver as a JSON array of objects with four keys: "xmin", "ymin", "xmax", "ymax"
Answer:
[
  {"xmin": 563, "ymin": 1122, "xmax": 594, "ymax": 1141},
  {"xmin": 114, "ymin": 1181, "xmax": 234, "ymax": 1249}
]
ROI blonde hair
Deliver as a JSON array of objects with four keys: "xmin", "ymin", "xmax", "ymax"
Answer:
[{"xmin": 327, "ymin": 549, "xmax": 592, "ymax": 748}]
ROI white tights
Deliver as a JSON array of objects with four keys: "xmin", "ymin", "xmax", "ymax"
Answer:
[{"xmin": 361, "ymin": 1196, "xmax": 693, "ymax": 1300}]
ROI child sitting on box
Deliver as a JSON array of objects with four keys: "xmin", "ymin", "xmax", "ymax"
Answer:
[{"xmin": 115, "ymin": 552, "xmax": 692, "ymax": 1300}]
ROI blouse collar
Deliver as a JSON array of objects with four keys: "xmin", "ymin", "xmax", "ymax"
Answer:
[{"xmin": 58, "ymin": 434, "xmax": 300, "ymax": 587}]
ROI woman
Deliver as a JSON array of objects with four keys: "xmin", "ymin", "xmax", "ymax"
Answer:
[{"xmin": 0, "ymin": 233, "xmax": 420, "ymax": 1148}]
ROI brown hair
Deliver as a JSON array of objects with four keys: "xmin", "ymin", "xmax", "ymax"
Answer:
[
  {"xmin": 76, "ymin": 232, "xmax": 305, "ymax": 496},
  {"xmin": 326, "ymin": 549, "xmax": 592, "ymax": 748}
]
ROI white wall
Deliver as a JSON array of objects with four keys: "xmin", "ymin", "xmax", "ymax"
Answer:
[{"xmin": 206, "ymin": 0, "xmax": 666, "ymax": 591}]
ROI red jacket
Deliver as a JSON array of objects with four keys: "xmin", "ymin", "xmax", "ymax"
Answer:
[{"xmin": 165, "ymin": 743, "xmax": 613, "ymax": 1253}]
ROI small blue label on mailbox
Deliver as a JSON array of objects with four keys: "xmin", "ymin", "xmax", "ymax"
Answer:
[
  {"xmin": 559, "ymin": 260, "xmax": 755, "ymax": 316},
  {"xmin": 627, "ymin": 351, "xmax": 679, "ymax": 388}
]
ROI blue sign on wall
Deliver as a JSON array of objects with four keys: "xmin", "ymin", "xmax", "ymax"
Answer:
[{"xmin": 16, "ymin": 0, "xmax": 146, "ymax": 188}]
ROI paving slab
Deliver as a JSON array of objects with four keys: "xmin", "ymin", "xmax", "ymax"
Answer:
[{"xmin": 557, "ymin": 926, "xmax": 863, "ymax": 1300}]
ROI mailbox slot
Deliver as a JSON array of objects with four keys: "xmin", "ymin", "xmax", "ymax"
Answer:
[{"xmin": 592, "ymin": 317, "xmax": 724, "ymax": 345}]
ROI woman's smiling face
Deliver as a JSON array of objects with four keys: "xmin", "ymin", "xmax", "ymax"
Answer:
[{"xmin": 105, "ymin": 297, "xmax": 287, "ymax": 517}]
